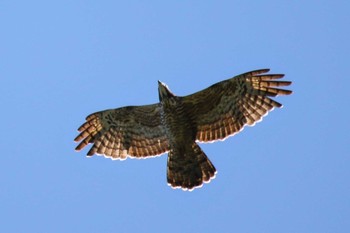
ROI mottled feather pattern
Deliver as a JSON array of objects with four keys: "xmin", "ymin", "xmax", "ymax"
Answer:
[
  {"xmin": 74, "ymin": 68, "xmax": 292, "ymax": 191},
  {"xmin": 74, "ymin": 104, "xmax": 169, "ymax": 160},
  {"xmin": 167, "ymin": 142, "xmax": 216, "ymax": 191},
  {"xmin": 159, "ymin": 94, "xmax": 217, "ymax": 190},
  {"xmin": 182, "ymin": 69, "xmax": 292, "ymax": 142}
]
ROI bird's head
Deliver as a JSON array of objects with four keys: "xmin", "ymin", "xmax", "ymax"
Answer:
[{"xmin": 158, "ymin": 81, "xmax": 175, "ymax": 101}]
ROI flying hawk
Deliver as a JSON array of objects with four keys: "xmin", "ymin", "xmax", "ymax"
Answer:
[{"xmin": 74, "ymin": 69, "xmax": 292, "ymax": 191}]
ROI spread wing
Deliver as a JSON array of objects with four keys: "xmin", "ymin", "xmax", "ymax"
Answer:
[
  {"xmin": 182, "ymin": 69, "xmax": 292, "ymax": 142},
  {"xmin": 74, "ymin": 104, "xmax": 169, "ymax": 160}
]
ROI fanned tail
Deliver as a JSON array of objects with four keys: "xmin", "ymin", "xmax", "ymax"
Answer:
[{"xmin": 167, "ymin": 142, "xmax": 216, "ymax": 191}]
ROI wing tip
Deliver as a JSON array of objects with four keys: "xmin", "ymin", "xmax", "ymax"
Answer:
[
  {"xmin": 75, "ymin": 143, "xmax": 86, "ymax": 152},
  {"xmin": 249, "ymin": 68, "xmax": 270, "ymax": 75},
  {"xmin": 278, "ymin": 89, "xmax": 293, "ymax": 95}
]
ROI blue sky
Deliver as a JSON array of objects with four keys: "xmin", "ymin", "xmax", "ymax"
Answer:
[{"xmin": 1, "ymin": 1, "xmax": 349, "ymax": 232}]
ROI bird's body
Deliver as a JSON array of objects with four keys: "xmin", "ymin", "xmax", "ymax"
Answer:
[
  {"xmin": 158, "ymin": 82, "xmax": 216, "ymax": 189},
  {"xmin": 74, "ymin": 69, "xmax": 292, "ymax": 191}
]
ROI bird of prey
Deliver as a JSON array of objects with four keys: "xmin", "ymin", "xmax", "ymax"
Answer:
[{"xmin": 74, "ymin": 69, "xmax": 292, "ymax": 191}]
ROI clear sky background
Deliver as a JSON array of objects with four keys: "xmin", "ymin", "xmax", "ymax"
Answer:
[{"xmin": 1, "ymin": 1, "xmax": 349, "ymax": 233}]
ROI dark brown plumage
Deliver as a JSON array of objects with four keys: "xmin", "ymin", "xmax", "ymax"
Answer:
[{"xmin": 74, "ymin": 69, "xmax": 292, "ymax": 191}]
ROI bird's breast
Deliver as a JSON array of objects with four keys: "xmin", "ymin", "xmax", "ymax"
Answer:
[{"xmin": 160, "ymin": 98, "xmax": 195, "ymax": 146}]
